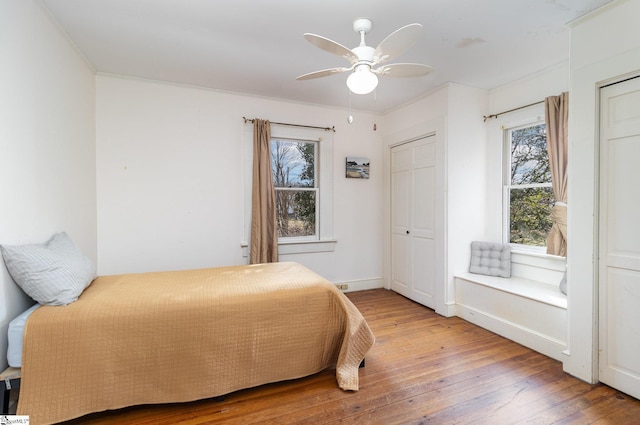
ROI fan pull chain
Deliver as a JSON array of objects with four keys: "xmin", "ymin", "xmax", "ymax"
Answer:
[
  {"xmin": 347, "ymin": 89, "xmax": 354, "ymax": 124},
  {"xmin": 373, "ymin": 89, "xmax": 377, "ymax": 131}
]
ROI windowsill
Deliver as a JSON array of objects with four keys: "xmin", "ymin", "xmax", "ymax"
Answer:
[
  {"xmin": 241, "ymin": 239, "xmax": 337, "ymax": 257},
  {"xmin": 510, "ymin": 249, "xmax": 566, "ymax": 272},
  {"xmin": 511, "ymin": 248, "xmax": 566, "ymax": 261}
]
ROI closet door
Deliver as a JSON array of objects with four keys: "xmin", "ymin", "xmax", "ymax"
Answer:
[
  {"xmin": 390, "ymin": 136, "xmax": 436, "ymax": 309},
  {"xmin": 599, "ymin": 76, "xmax": 640, "ymax": 399}
]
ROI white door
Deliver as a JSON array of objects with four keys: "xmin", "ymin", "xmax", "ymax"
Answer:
[
  {"xmin": 391, "ymin": 136, "xmax": 436, "ymax": 309},
  {"xmin": 599, "ymin": 75, "xmax": 640, "ymax": 399}
]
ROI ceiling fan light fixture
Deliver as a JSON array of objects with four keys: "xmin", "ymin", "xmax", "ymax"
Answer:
[
  {"xmin": 347, "ymin": 64, "xmax": 378, "ymax": 95},
  {"xmin": 299, "ymin": 19, "xmax": 430, "ymax": 96}
]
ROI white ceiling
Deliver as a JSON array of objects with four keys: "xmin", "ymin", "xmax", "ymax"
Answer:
[{"xmin": 41, "ymin": 0, "xmax": 612, "ymax": 113}]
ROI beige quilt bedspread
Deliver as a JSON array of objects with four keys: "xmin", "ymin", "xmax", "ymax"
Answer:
[{"xmin": 17, "ymin": 262, "xmax": 375, "ymax": 424}]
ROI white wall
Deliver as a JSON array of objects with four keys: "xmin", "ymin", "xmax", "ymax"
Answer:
[
  {"xmin": 489, "ymin": 62, "xmax": 570, "ymax": 115},
  {"xmin": 96, "ymin": 75, "xmax": 384, "ymax": 286},
  {"xmin": 445, "ymin": 83, "xmax": 490, "ymax": 307},
  {"xmin": 566, "ymin": 0, "xmax": 640, "ymax": 383},
  {"xmin": 0, "ymin": 0, "xmax": 96, "ymax": 369}
]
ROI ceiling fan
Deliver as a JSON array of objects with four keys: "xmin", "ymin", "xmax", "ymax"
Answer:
[{"xmin": 296, "ymin": 18, "xmax": 434, "ymax": 95}]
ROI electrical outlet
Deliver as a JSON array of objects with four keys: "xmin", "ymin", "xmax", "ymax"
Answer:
[{"xmin": 336, "ymin": 284, "xmax": 349, "ymax": 290}]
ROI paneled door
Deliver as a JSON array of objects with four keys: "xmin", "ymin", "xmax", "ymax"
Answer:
[
  {"xmin": 390, "ymin": 136, "xmax": 436, "ymax": 309},
  {"xmin": 599, "ymin": 75, "xmax": 640, "ymax": 399}
]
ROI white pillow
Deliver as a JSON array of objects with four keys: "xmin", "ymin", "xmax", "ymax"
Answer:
[{"xmin": 1, "ymin": 232, "xmax": 96, "ymax": 305}]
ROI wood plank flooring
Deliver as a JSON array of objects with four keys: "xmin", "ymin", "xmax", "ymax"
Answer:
[{"xmin": 63, "ymin": 289, "xmax": 640, "ymax": 424}]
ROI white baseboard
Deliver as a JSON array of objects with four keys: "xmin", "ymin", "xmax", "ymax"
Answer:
[
  {"xmin": 334, "ymin": 277, "xmax": 384, "ymax": 293},
  {"xmin": 437, "ymin": 302, "xmax": 458, "ymax": 318},
  {"xmin": 455, "ymin": 303, "xmax": 567, "ymax": 362}
]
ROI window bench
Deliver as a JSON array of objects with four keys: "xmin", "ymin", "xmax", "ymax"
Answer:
[{"xmin": 454, "ymin": 271, "xmax": 567, "ymax": 361}]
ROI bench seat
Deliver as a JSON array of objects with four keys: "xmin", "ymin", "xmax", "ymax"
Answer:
[
  {"xmin": 454, "ymin": 272, "xmax": 567, "ymax": 361},
  {"xmin": 455, "ymin": 272, "xmax": 567, "ymax": 309}
]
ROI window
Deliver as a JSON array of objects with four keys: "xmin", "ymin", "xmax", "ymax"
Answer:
[
  {"xmin": 504, "ymin": 121, "xmax": 553, "ymax": 249},
  {"xmin": 271, "ymin": 138, "xmax": 318, "ymax": 240},
  {"xmin": 243, "ymin": 122, "xmax": 335, "ymax": 256}
]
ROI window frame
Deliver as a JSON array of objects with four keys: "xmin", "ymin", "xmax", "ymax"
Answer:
[
  {"xmin": 501, "ymin": 112, "xmax": 552, "ymax": 255},
  {"xmin": 242, "ymin": 122, "xmax": 335, "ymax": 257},
  {"xmin": 271, "ymin": 137, "xmax": 320, "ymax": 242}
]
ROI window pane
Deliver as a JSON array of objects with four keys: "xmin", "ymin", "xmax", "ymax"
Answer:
[
  {"xmin": 275, "ymin": 189, "xmax": 316, "ymax": 238},
  {"xmin": 510, "ymin": 124, "xmax": 551, "ymax": 185},
  {"xmin": 509, "ymin": 187, "xmax": 554, "ymax": 246},
  {"xmin": 271, "ymin": 139, "xmax": 315, "ymax": 188}
]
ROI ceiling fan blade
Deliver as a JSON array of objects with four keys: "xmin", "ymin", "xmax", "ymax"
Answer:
[
  {"xmin": 296, "ymin": 67, "xmax": 351, "ymax": 81},
  {"xmin": 373, "ymin": 23, "xmax": 423, "ymax": 64},
  {"xmin": 304, "ymin": 33, "xmax": 358, "ymax": 64},
  {"xmin": 374, "ymin": 63, "xmax": 434, "ymax": 78}
]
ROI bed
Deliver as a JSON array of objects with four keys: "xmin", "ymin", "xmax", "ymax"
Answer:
[{"xmin": 2, "ymin": 234, "xmax": 374, "ymax": 425}]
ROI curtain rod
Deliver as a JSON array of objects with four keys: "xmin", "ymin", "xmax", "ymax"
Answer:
[
  {"xmin": 483, "ymin": 100, "xmax": 545, "ymax": 122},
  {"xmin": 243, "ymin": 117, "xmax": 335, "ymax": 132}
]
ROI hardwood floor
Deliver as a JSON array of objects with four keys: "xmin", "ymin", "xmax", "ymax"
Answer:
[{"xmin": 63, "ymin": 289, "xmax": 640, "ymax": 424}]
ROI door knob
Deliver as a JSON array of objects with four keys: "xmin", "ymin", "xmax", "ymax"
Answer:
[{"xmin": 406, "ymin": 230, "xmax": 410, "ymax": 234}]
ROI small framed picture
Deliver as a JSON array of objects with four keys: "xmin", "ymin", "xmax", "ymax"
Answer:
[{"xmin": 346, "ymin": 157, "xmax": 370, "ymax": 179}]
